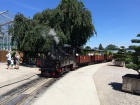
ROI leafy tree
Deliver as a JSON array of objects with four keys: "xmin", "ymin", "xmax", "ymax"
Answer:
[
  {"xmin": 33, "ymin": 9, "xmax": 67, "ymax": 48},
  {"xmin": 105, "ymin": 44, "xmax": 118, "ymax": 50},
  {"xmin": 85, "ymin": 46, "xmax": 91, "ymax": 50},
  {"xmin": 126, "ymin": 34, "xmax": 140, "ymax": 75},
  {"xmin": 10, "ymin": 12, "xmax": 65, "ymax": 52},
  {"xmin": 54, "ymin": 0, "xmax": 96, "ymax": 47},
  {"xmin": 98, "ymin": 43, "xmax": 104, "ymax": 50},
  {"xmin": 9, "ymin": 0, "xmax": 96, "ymax": 52},
  {"xmin": 9, "ymin": 13, "xmax": 33, "ymax": 51}
]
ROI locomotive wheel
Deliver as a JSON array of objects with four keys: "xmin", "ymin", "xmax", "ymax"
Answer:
[{"xmin": 70, "ymin": 65, "xmax": 73, "ymax": 71}]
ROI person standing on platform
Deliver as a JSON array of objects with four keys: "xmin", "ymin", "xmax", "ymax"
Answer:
[
  {"xmin": 6, "ymin": 51, "xmax": 11, "ymax": 69},
  {"xmin": 15, "ymin": 51, "xmax": 20, "ymax": 69},
  {"xmin": 10, "ymin": 57, "xmax": 14, "ymax": 69}
]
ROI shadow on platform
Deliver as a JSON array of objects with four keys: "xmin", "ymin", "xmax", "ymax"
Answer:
[{"xmin": 108, "ymin": 82, "xmax": 122, "ymax": 91}]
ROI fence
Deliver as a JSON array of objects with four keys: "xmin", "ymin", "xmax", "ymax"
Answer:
[{"xmin": 0, "ymin": 50, "xmax": 8, "ymax": 62}]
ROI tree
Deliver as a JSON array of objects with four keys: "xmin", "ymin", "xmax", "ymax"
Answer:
[
  {"xmin": 85, "ymin": 46, "xmax": 91, "ymax": 50},
  {"xmin": 9, "ymin": 13, "xmax": 27, "ymax": 50},
  {"xmin": 33, "ymin": 9, "xmax": 67, "ymax": 49},
  {"xmin": 9, "ymin": 0, "xmax": 96, "ymax": 52},
  {"xmin": 54, "ymin": 0, "xmax": 96, "ymax": 47},
  {"xmin": 10, "ymin": 12, "xmax": 66, "ymax": 52},
  {"xmin": 98, "ymin": 43, "xmax": 104, "ymax": 50},
  {"xmin": 9, "ymin": 13, "xmax": 39, "ymax": 51},
  {"xmin": 105, "ymin": 44, "xmax": 118, "ymax": 50},
  {"xmin": 113, "ymin": 46, "xmax": 127, "ymax": 61},
  {"xmin": 126, "ymin": 34, "xmax": 140, "ymax": 75}
]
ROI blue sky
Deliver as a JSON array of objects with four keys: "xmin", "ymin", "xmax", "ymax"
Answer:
[{"xmin": 0, "ymin": 0, "xmax": 140, "ymax": 48}]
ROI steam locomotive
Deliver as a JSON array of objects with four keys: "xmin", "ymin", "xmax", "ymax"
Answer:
[{"xmin": 39, "ymin": 44, "xmax": 112, "ymax": 77}]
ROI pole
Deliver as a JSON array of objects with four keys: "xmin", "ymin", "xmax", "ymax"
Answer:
[
  {"xmin": 2, "ymin": 36, "xmax": 4, "ymax": 50},
  {"xmin": 7, "ymin": 35, "xmax": 8, "ymax": 51}
]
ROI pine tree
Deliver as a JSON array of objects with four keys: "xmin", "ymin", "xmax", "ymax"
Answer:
[
  {"xmin": 99, "ymin": 43, "xmax": 104, "ymax": 50},
  {"xmin": 126, "ymin": 34, "xmax": 140, "ymax": 75}
]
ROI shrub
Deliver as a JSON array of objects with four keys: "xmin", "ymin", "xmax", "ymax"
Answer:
[
  {"xmin": 125, "ymin": 57, "xmax": 132, "ymax": 64},
  {"xmin": 125, "ymin": 33, "xmax": 140, "ymax": 75},
  {"xmin": 113, "ymin": 46, "xmax": 127, "ymax": 62},
  {"xmin": 125, "ymin": 64, "xmax": 139, "ymax": 71}
]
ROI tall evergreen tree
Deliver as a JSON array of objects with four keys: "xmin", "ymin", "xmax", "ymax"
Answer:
[{"xmin": 98, "ymin": 43, "xmax": 104, "ymax": 50}]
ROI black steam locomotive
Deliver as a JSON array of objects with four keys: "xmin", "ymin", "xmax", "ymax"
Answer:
[{"xmin": 40, "ymin": 44, "xmax": 77, "ymax": 77}]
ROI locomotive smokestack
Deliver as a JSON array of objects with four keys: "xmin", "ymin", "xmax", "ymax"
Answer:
[
  {"xmin": 48, "ymin": 29, "xmax": 59, "ymax": 59},
  {"xmin": 50, "ymin": 41, "xmax": 55, "ymax": 59},
  {"xmin": 50, "ymin": 42, "xmax": 54, "ymax": 54}
]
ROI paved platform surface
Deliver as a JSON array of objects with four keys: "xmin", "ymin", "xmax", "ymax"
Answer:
[
  {"xmin": 33, "ymin": 63, "xmax": 109, "ymax": 105},
  {"xmin": 0, "ymin": 63, "xmax": 40, "ymax": 87}
]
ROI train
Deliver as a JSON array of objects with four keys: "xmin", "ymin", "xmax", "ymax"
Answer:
[{"xmin": 39, "ymin": 44, "xmax": 113, "ymax": 77}]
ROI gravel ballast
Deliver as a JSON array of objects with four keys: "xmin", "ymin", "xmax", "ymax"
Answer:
[{"xmin": 93, "ymin": 63, "xmax": 140, "ymax": 105}]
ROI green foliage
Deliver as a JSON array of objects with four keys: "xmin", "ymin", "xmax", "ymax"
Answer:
[
  {"xmin": 125, "ymin": 57, "xmax": 132, "ymax": 64},
  {"xmin": 81, "ymin": 50, "xmax": 88, "ymax": 55},
  {"xmin": 9, "ymin": 13, "xmax": 34, "ymax": 51},
  {"xmin": 131, "ymin": 39, "xmax": 140, "ymax": 43},
  {"xmin": 9, "ymin": 0, "xmax": 96, "ymax": 52},
  {"xmin": 94, "ymin": 51, "xmax": 99, "ymax": 55},
  {"xmin": 108, "ymin": 51, "xmax": 112, "ymax": 55},
  {"xmin": 56, "ymin": 0, "xmax": 96, "ymax": 47},
  {"xmin": 105, "ymin": 50, "xmax": 112, "ymax": 55},
  {"xmin": 105, "ymin": 44, "xmax": 118, "ymax": 50},
  {"xmin": 125, "ymin": 33, "xmax": 140, "ymax": 75},
  {"xmin": 85, "ymin": 46, "xmax": 91, "ymax": 50},
  {"xmin": 126, "ymin": 64, "xmax": 139, "ymax": 71},
  {"xmin": 113, "ymin": 47, "xmax": 127, "ymax": 61},
  {"xmin": 99, "ymin": 43, "xmax": 104, "ymax": 50}
]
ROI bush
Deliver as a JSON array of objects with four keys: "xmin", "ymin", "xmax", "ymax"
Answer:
[
  {"xmin": 115, "ymin": 58, "xmax": 125, "ymax": 61},
  {"xmin": 125, "ymin": 58, "xmax": 132, "ymax": 64},
  {"xmin": 125, "ymin": 64, "xmax": 139, "ymax": 71},
  {"xmin": 125, "ymin": 34, "xmax": 140, "ymax": 75}
]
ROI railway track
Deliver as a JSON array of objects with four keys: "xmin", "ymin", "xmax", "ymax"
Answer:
[{"xmin": 0, "ymin": 77, "xmax": 58, "ymax": 105}]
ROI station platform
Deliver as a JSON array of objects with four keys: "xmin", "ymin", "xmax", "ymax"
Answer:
[{"xmin": 0, "ymin": 63, "xmax": 40, "ymax": 88}]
